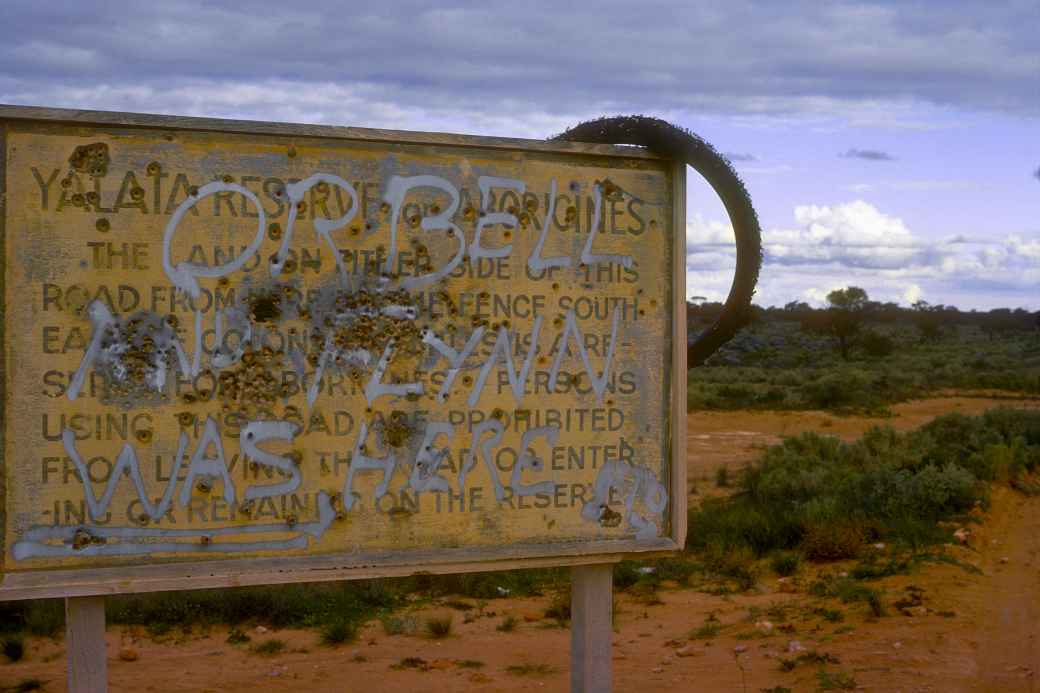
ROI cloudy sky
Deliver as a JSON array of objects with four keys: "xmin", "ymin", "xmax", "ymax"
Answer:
[{"xmin": 2, "ymin": 0, "xmax": 1037, "ymax": 309}]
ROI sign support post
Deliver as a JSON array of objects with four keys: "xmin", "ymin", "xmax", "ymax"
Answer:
[
  {"xmin": 65, "ymin": 596, "xmax": 107, "ymax": 693},
  {"xmin": 570, "ymin": 564, "xmax": 614, "ymax": 692}
]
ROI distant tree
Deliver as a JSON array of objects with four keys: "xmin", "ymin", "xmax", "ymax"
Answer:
[
  {"xmin": 912, "ymin": 300, "xmax": 944, "ymax": 342},
  {"xmin": 825, "ymin": 287, "xmax": 869, "ymax": 360}
]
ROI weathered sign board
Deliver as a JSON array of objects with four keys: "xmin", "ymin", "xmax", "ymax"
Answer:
[{"xmin": 0, "ymin": 106, "xmax": 686, "ymax": 600}]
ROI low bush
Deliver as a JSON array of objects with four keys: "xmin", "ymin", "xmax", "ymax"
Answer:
[
  {"xmin": 688, "ymin": 410, "xmax": 1035, "ymax": 561},
  {"xmin": 769, "ymin": 551, "xmax": 802, "ymax": 577}
]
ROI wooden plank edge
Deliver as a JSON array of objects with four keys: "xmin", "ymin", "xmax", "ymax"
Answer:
[
  {"xmin": 0, "ymin": 105, "xmax": 661, "ymax": 160},
  {"xmin": 0, "ymin": 539, "xmax": 679, "ymax": 600},
  {"xmin": 0, "ymin": 122, "xmax": 7, "ymax": 580},
  {"xmin": 670, "ymin": 161, "xmax": 688, "ymax": 549}
]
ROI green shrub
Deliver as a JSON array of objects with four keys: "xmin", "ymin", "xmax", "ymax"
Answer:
[
  {"xmin": 251, "ymin": 639, "xmax": 287, "ymax": 656},
  {"xmin": 320, "ymin": 618, "xmax": 358, "ymax": 646},
  {"xmin": 424, "ymin": 614, "xmax": 453, "ymax": 639},
  {"xmin": 769, "ymin": 551, "xmax": 802, "ymax": 577},
  {"xmin": 859, "ymin": 330, "xmax": 896, "ymax": 358}
]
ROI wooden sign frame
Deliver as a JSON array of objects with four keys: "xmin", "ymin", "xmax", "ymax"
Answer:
[{"xmin": 0, "ymin": 106, "xmax": 687, "ymax": 605}]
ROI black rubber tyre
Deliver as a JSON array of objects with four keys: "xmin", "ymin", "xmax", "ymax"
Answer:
[{"xmin": 553, "ymin": 116, "xmax": 763, "ymax": 367}]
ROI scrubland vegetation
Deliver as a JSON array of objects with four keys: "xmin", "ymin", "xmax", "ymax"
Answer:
[{"xmin": 688, "ymin": 294, "xmax": 1040, "ymax": 414}]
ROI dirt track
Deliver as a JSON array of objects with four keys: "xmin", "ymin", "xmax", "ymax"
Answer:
[{"xmin": 3, "ymin": 395, "xmax": 1038, "ymax": 692}]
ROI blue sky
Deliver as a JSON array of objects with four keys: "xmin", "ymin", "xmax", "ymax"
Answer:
[{"xmin": 2, "ymin": 0, "xmax": 1037, "ymax": 309}]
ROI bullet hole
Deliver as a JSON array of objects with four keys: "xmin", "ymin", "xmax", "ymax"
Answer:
[
  {"xmin": 189, "ymin": 185, "xmax": 199, "ymax": 197},
  {"xmin": 380, "ymin": 202, "xmax": 390, "ymax": 214},
  {"xmin": 269, "ymin": 223, "xmax": 282, "ymax": 240},
  {"xmin": 551, "ymin": 282, "xmax": 560, "ymax": 291},
  {"xmin": 200, "ymin": 535, "xmax": 211, "ymax": 545},
  {"xmin": 130, "ymin": 187, "xmax": 145, "ymax": 201},
  {"xmin": 146, "ymin": 161, "xmax": 161, "ymax": 176},
  {"xmin": 296, "ymin": 200, "xmax": 307, "ymax": 214},
  {"xmin": 135, "ymin": 429, "xmax": 153, "ymax": 444},
  {"xmin": 85, "ymin": 191, "xmax": 99, "ymax": 205},
  {"xmin": 71, "ymin": 528, "xmax": 104, "ymax": 550},
  {"xmin": 287, "ymin": 146, "xmax": 297, "ymax": 158},
  {"xmin": 61, "ymin": 177, "xmax": 73, "ymax": 189},
  {"xmin": 249, "ymin": 291, "xmax": 282, "ymax": 323},
  {"xmin": 96, "ymin": 218, "xmax": 110, "ymax": 233},
  {"xmin": 67, "ymin": 143, "xmax": 110, "ymax": 178},
  {"xmin": 177, "ymin": 412, "xmax": 195, "ymax": 427},
  {"xmin": 599, "ymin": 505, "xmax": 623, "ymax": 528},
  {"xmin": 196, "ymin": 479, "xmax": 212, "ymax": 494},
  {"xmin": 71, "ymin": 193, "xmax": 85, "ymax": 207}
]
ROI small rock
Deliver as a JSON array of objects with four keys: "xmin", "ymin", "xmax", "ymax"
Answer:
[
  {"xmin": 652, "ymin": 666, "xmax": 664, "ymax": 674},
  {"xmin": 893, "ymin": 641, "xmax": 903, "ymax": 649},
  {"xmin": 468, "ymin": 673, "xmax": 491, "ymax": 684},
  {"xmin": 873, "ymin": 542, "xmax": 886, "ymax": 550},
  {"xmin": 755, "ymin": 620, "xmax": 774, "ymax": 635},
  {"xmin": 904, "ymin": 606, "xmax": 928, "ymax": 618},
  {"xmin": 953, "ymin": 528, "xmax": 970, "ymax": 545},
  {"xmin": 837, "ymin": 571, "xmax": 849, "ymax": 578},
  {"xmin": 733, "ymin": 645, "xmax": 748, "ymax": 654},
  {"xmin": 118, "ymin": 646, "xmax": 139, "ymax": 662},
  {"xmin": 255, "ymin": 626, "xmax": 269, "ymax": 634},
  {"xmin": 1000, "ymin": 556, "xmax": 1010, "ymax": 564},
  {"xmin": 675, "ymin": 646, "xmax": 699, "ymax": 658},
  {"xmin": 776, "ymin": 578, "xmax": 797, "ymax": 594},
  {"xmin": 522, "ymin": 611, "xmax": 543, "ymax": 622},
  {"xmin": 787, "ymin": 640, "xmax": 805, "ymax": 654},
  {"xmin": 613, "ymin": 652, "xmax": 627, "ymax": 660}
]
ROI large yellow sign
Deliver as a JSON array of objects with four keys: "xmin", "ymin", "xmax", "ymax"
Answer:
[{"xmin": 0, "ymin": 107, "xmax": 685, "ymax": 598}]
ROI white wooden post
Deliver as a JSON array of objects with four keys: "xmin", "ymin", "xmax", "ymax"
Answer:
[
  {"xmin": 65, "ymin": 596, "xmax": 107, "ymax": 693},
  {"xmin": 570, "ymin": 564, "xmax": 613, "ymax": 693}
]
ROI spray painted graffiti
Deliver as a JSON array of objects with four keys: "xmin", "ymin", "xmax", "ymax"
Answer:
[{"xmin": 6, "ymin": 128, "xmax": 676, "ymax": 566}]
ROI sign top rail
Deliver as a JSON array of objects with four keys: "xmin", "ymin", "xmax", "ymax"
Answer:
[{"xmin": 0, "ymin": 104, "xmax": 664, "ymax": 160}]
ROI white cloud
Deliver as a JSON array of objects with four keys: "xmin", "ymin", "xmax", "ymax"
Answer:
[{"xmin": 686, "ymin": 199, "xmax": 1040, "ymax": 309}]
